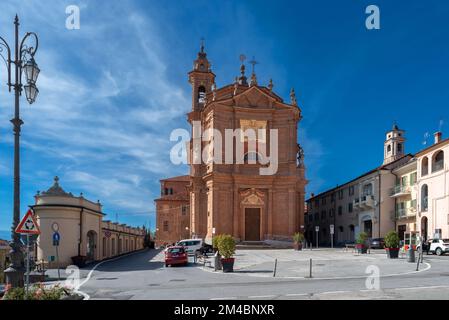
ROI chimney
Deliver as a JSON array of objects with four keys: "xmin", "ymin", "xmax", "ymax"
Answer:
[{"xmin": 434, "ymin": 132, "xmax": 442, "ymax": 144}]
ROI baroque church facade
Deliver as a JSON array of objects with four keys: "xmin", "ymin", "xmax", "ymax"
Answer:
[{"xmin": 155, "ymin": 45, "xmax": 307, "ymax": 245}]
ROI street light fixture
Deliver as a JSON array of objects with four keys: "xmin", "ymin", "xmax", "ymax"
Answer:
[{"xmin": 0, "ymin": 15, "xmax": 39, "ymax": 288}]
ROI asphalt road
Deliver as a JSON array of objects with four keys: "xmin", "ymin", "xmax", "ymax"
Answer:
[{"xmin": 78, "ymin": 249, "xmax": 449, "ymax": 300}]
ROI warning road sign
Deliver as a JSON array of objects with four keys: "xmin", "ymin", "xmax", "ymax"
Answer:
[{"xmin": 15, "ymin": 209, "xmax": 40, "ymax": 235}]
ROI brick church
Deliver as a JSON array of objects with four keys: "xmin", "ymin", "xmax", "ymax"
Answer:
[{"xmin": 155, "ymin": 44, "xmax": 307, "ymax": 245}]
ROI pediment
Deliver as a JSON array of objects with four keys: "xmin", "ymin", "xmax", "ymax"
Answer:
[{"xmin": 234, "ymin": 86, "xmax": 274, "ymax": 109}]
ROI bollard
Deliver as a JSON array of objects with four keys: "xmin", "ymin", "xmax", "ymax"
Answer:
[
  {"xmin": 309, "ymin": 258, "xmax": 313, "ymax": 278},
  {"xmin": 273, "ymin": 259, "xmax": 277, "ymax": 277},
  {"xmin": 407, "ymin": 246, "xmax": 415, "ymax": 263}
]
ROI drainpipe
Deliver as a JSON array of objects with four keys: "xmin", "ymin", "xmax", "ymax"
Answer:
[
  {"xmin": 378, "ymin": 170, "xmax": 382, "ymax": 239},
  {"xmin": 391, "ymin": 170, "xmax": 399, "ymax": 234},
  {"xmin": 78, "ymin": 208, "xmax": 84, "ymax": 256}
]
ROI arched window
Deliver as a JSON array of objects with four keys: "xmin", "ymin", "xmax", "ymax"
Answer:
[
  {"xmin": 198, "ymin": 86, "xmax": 206, "ymax": 104},
  {"xmin": 421, "ymin": 157, "xmax": 429, "ymax": 176},
  {"xmin": 432, "ymin": 151, "xmax": 444, "ymax": 173},
  {"xmin": 387, "ymin": 145, "xmax": 391, "ymax": 153},
  {"xmin": 421, "ymin": 184, "xmax": 428, "ymax": 212}
]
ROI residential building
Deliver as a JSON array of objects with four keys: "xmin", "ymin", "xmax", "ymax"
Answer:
[
  {"xmin": 416, "ymin": 132, "xmax": 448, "ymax": 240},
  {"xmin": 390, "ymin": 158, "xmax": 418, "ymax": 240},
  {"xmin": 306, "ymin": 124, "xmax": 412, "ymax": 245}
]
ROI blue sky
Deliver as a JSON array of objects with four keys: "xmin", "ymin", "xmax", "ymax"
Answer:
[{"xmin": 0, "ymin": 0, "xmax": 448, "ymax": 234}]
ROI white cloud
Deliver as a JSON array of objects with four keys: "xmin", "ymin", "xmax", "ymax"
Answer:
[{"xmin": 0, "ymin": 1, "xmax": 190, "ymax": 225}]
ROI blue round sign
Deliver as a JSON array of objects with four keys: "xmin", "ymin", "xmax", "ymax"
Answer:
[{"xmin": 53, "ymin": 232, "xmax": 60, "ymax": 242}]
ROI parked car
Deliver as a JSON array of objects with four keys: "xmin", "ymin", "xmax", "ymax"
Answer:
[
  {"xmin": 176, "ymin": 239, "xmax": 203, "ymax": 256},
  {"xmin": 369, "ymin": 238, "xmax": 385, "ymax": 249},
  {"xmin": 429, "ymin": 239, "xmax": 449, "ymax": 256},
  {"xmin": 165, "ymin": 246, "xmax": 188, "ymax": 267}
]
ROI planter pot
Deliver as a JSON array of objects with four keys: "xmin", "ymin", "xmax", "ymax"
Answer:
[
  {"xmin": 221, "ymin": 258, "xmax": 235, "ymax": 273},
  {"xmin": 71, "ymin": 255, "xmax": 87, "ymax": 268},
  {"xmin": 386, "ymin": 248, "xmax": 399, "ymax": 259},
  {"xmin": 356, "ymin": 244, "xmax": 367, "ymax": 254},
  {"xmin": 293, "ymin": 242, "xmax": 303, "ymax": 251}
]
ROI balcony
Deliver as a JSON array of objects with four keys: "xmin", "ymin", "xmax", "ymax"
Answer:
[
  {"xmin": 395, "ymin": 201, "xmax": 417, "ymax": 220},
  {"xmin": 353, "ymin": 195, "xmax": 375, "ymax": 209},
  {"xmin": 389, "ymin": 185, "xmax": 412, "ymax": 198},
  {"xmin": 360, "ymin": 195, "xmax": 375, "ymax": 209}
]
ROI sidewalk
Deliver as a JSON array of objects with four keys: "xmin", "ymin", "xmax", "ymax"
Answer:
[{"xmin": 210, "ymin": 248, "xmax": 430, "ymax": 279}]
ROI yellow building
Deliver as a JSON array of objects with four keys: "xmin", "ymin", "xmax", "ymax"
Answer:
[{"xmin": 32, "ymin": 177, "xmax": 145, "ymax": 268}]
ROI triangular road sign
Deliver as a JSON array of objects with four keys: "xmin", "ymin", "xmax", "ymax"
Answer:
[{"xmin": 15, "ymin": 209, "xmax": 40, "ymax": 235}]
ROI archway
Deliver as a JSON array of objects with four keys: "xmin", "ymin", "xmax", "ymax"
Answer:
[
  {"xmin": 421, "ymin": 216, "xmax": 428, "ymax": 241},
  {"xmin": 87, "ymin": 230, "xmax": 97, "ymax": 262}
]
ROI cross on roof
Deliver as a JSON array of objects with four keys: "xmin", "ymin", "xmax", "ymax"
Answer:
[{"xmin": 249, "ymin": 56, "xmax": 258, "ymax": 74}]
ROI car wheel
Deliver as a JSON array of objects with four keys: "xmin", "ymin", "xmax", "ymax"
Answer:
[
  {"xmin": 165, "ymin": 264, "xmax": 169, "ymax": 267},
  {"xmin": 436, "ymin": 248, "xmax": 443, "ymax": 256}
]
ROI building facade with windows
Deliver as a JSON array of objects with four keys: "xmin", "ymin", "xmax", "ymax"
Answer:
[
  {"xmin": 32, "ymin": 177, "xmax": 145, "ymax": 268},
  {"xmin": 155, "ymin": 45, "xmax": 307, "ymax": 245},
  {"xmin": 415, "ymin": 132, "xmax": 448, "ymax": 241},
  {"xmin": 390, "ymin": 159, "xmax": 418, "ymax": 240},
  {"xmin": 306, "ymin": 125, "xmax": 412, "ymax": 245},
  {"xmin": 154, "ymin": 175, "xmax": 190, "ymax": 246}
]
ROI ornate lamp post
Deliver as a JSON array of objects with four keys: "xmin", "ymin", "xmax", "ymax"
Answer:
[{"xmin": 0, "ymin": 15, "xmax": 39, "ymax": 288}]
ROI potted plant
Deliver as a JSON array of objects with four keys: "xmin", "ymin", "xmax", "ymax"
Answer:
[
  {"xmin": 212, "ymin": 235, "xmax": 221, "ymax": 253},
  {"xmin": 356, "ymin": 232, "xmax": 368, "ymax": 254},
  {"xmin": 384, "ymin": 231, "xmax": 400, "ymax": 259},
  {"xmin": 292, "ymin": 232, "xmax": 305, "ymax": 251},
  {"xmin": 71, "ymin": 255, "xmax": 87, "ymax": 268},
  {"xmin": 217, "ymin": 234, "xmax": 236, "ymax": 273}
]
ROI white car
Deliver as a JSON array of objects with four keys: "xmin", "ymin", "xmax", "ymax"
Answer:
[
  {"xmin": 176, "ymin": 239, "xmax": 203, "ymax": 256},
  {"xmin": 429, "ymin": 239, "xmax": 449, "ymax": 256}
]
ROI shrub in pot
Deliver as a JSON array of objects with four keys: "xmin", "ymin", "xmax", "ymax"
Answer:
[
  {"xmin": 212, "ymin": 235, "xmax": 221, "ymax": 253},
  {"xmin": 217, "ymin": 234, "xmax": 236, "ymax": 273},
  {"xmin": 356, "ymin": 232, "xmax": 368, "ymax": 254},
  {"xmin": 292, "ymin": 232, "xmax": 305, "ymax": 251},
  {"xmin": 384, "ymin": 230, "xmax": 400, "ymax": 259}
]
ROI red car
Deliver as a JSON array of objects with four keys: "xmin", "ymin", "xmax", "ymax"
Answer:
[{"xmin": 165, "ymin": 246, "xmax": 188, "ymax": 267}]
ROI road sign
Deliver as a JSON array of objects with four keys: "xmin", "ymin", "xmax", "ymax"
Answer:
[
  {"xmin": 315, "ymin": 226, "xmax": 319, "ymax": 232},
  {"xmin": 53, "ymin": 232, "xmax": 60, "ymax": 246},
  {"xmin": 330, "ymin": 224, "xmax": 335, "ymax": 235},
  {"xmin": 15, "ymin": 209, "xmax": 40, "ymax": 235},
  {"xmin": 51, "ymin": 222, "xmax": 59, "ymax": 232}
]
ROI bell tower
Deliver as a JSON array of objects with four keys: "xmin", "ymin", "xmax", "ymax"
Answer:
[
  {"xmin": 188, "ymin": 40, "xmax": 215, "ymax": 112},
  {"xmin": 383, "ymin": 123, "xmax": 406, "ymax": 165}
]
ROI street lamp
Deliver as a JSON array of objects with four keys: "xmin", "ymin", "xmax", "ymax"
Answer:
[{"xmin": 0, "ymin": 15, "xmax": 39, "ymax": 288}]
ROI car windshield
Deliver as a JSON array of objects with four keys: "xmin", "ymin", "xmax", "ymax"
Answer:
[{"xmin": 168, "ymin": 248, "xmax": 184, "ymax": 254}]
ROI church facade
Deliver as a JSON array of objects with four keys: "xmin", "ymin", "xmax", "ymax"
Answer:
[{"xmin": 156, "ymin": 45, "xmax": 307, "ymax": 245}]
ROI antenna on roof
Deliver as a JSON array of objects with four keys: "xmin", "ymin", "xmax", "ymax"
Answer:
[
  {"xmin": 422, "ymin": 132, "xmax": 430, "ymax": 146},
  {"xmin": 439, "ymin": 119, "xmax": 444, "ymax": 131}
]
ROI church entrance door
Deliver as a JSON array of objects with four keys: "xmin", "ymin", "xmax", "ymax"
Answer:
[{"xmin": 245, "ymin": 208, "xmax": 261, "ymax": 241}]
